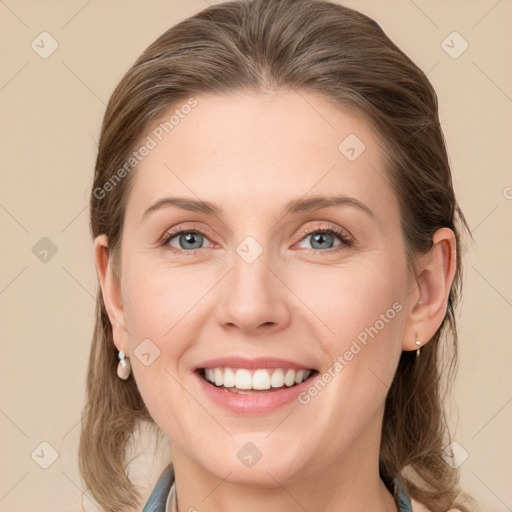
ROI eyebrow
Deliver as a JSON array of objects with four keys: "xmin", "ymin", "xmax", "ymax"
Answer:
[{"xmin": 141, "ymin": 194, "xmax": 375, "ymax": 221}]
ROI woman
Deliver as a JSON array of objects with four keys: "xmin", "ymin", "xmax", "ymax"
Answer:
[{"xmin": 80, "ymin": 0, "xmax": 476, "ymax": 511}]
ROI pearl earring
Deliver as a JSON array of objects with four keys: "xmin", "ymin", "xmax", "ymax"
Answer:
[
  {"xmin": 117, "ymin": 350, "xmax": 131, "ymax": 380},
  {"xmin": 415, "ymin": 340, "xmax": 421, "ymax": 360}
]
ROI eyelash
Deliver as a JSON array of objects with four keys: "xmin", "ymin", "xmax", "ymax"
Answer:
[{"xmin": 161, "ymin": 223, "xmax": 354, "ymax": 256}]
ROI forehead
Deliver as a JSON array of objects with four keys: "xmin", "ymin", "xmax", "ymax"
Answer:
[{"xmin": 125, "ymin": 90, "xmax": 397, "ymax": 223}]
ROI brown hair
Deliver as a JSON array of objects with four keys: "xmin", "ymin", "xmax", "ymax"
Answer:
[{"xmin": 80, "ymin": 0, "xmax": 475, "ymax": 510}]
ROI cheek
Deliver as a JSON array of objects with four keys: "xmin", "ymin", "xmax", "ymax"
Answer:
[
  {"xmin": 122, "ymin": 261, "xmax": 212, "ymax": 342},
  {"xmin": 295, "ymin": 262, "xmax": 405, "ymax": 438},
  {"xmin": 120, "ymin": 262, "xmax": 224, "ymax": 420},
  {"xmin": 120, "ymin": 264, "xmax": 204, "ymax": 439},
  {"xmin": 120, "ymin": 263, "xmax": 198, "ymax": 389},
  {"xmin": 287, "ymin": 256, "xmax": 406, "ymax": 357},
  {"xmin": 289, "ymin": 257, "xmax": 406, "ymax": 422},
  {"xmin": 299, "ymin": 257, "xmax": 406, "ymax": 411}
]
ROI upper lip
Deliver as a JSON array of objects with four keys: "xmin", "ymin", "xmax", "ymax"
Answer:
[{"xmin": 195, "ymin": 356, "xmax": 315, "ymax": 370}]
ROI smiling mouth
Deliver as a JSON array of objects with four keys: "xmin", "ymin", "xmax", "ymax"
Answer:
[{"xmin": 198, "ymin": 367, "xmax": 317, "ymax": 394}]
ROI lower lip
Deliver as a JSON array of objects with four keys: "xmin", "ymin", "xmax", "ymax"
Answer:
[{"xmin": 194, "ymin": 371, "xmax": 317, "ymax": 415}]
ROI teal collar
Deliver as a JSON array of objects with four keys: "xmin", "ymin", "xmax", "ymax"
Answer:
[
  {"xmin": 143, "ymin": 464, "xmax": 413, "ymax": 512},
  {"xmin": 393, "ymin": 472, "xmax": 414, "ymax": 511},
  {"xmin": 142, "ymin": 464, "xmax": 174, "ymax": 512}
]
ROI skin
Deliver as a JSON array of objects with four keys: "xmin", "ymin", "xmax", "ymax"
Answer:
[{"xmin": 94, "ymin": 90, "xmax": 456, "ymax": 512}]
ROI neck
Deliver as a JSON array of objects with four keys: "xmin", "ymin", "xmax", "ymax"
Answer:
[{"xmin": 170, "ymin": 407, "xmax": 397, "ymax": 512}]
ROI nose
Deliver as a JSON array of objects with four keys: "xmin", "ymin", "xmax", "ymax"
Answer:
[{"xmin": 215, "ymin": 244, "xmax": 292, "ymax": 336}]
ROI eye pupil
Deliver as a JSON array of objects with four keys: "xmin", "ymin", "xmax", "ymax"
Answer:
[
  {"xmin": 311, "ymin": 232, "xmax": 334, "ymax": 249},
  {"xmin": 180, "ymin": 232, "xmax": 203, "ymax": 249}
]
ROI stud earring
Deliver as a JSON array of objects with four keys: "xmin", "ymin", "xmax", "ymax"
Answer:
[
  {"xmin": 415, "ymin": 340, "xmax": 421, "ymax": 360},
  {"xmin": 117, "ymin": 350, "xmax": 131, "ymax": 380}
]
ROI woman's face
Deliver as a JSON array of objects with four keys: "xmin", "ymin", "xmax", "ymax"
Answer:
[{"xmin": 106, "ymin": 90, "xmax": 419, "ymax": 485}]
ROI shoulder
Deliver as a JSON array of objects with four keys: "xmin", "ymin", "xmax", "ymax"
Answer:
[
  {"xmin": 411, "ymin": 498, "xmax": 432, "ymax": 512},
  {"xmin": 62, "ymin": 487, "xmax": 104, "ymax": 512},
  {"xmin": 411, "ymin": 499, "xmax": 460, "ymax": 512}
]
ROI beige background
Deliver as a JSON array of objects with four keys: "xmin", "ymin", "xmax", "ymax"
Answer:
[{"xmin": 1, "ymin": 0, "xmax": 511, "ymax": 511}]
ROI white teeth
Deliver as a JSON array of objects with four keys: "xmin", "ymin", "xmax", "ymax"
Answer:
[
  {"xmin": 214, "ymin": 368, "xmax": 223, "ymax": 387},
  {"xmin": 284, "ymin": 369, "xmax": 295, "ymax": 386},
  {"xmin": 223, "ymin": 368, "xmax": 235, "ymax": 388},
  {"xmin": 271, "ymin": 369, "xmax": 285, "ymax": 388},
  {"xmin": 293, "ymin": 369, "xmax": 312, "ymax": 384},
  {"xmin": 252, "ymin": 369, "xmax": 271, "ymax": 390},
  {"xmin": 234, "ymin": 369, "xmax": 252, "ymax": 389},
  {"xmin": 203, "ymin": 367, "xmax": 312, "ymax": 390}
]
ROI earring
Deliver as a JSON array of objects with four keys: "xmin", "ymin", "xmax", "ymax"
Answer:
[
  {"xmin": 415, "ymin": 340, "xmax": 421, "ymax": 360},
  {"xmin": 117, "ymin": 350, "xmax": 131, "ymax": 380}
]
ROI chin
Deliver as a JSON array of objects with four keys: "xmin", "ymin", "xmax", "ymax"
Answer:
[{"xmin": 205, "ymin": 457, "xmax": 307, "ymax": 488}]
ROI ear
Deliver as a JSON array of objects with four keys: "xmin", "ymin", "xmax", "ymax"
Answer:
[
  {"xmin": 402, "ymin": 227, "xmax": 457, "ymax": 351},
  {"xmin": 93, "ymin": 234, "xmax": 128, "ymax": 353}
]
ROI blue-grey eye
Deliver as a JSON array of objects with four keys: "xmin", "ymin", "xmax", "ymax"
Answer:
[
  {"xmin": 309, "ymin": 232, "xmax": 336, "ymax": 250},
  {"xmin": 296, "ymin": 229, "xmax": 346, "ymax": 251},
  {"xmin": 168, "ymin": 231, "xmax": 206, "ymax": 250}
]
